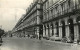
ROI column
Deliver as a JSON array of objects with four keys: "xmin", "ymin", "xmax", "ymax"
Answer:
[
  {"xmin": 37, "ymin": 16, "xmax": 41, "ymax": 24},
  {"xmin": 49, "ymin": 24, "xmax": 52, "ymax": 37},
  {"xmin": 43, "ymin": 25, "xmax": 46, "ymax": 37},
  {"xmin": 59, "ymin": 20, "xmax": 62, "ymax": 38},
  {"xmin": 65, "ymin": 18, "xmax": 70, "ymax": 39},
  {"xmin": 74, "ymin": 25, "xmax": 78, "ymax": 43},
  {"xmin": 73, "ymin": 18, "xmax": 79, "ymax": 43},
  {"xmin": 46, "ymin": 25, "xmax": 48, "ymax": 37},
  {"xmin": 54, "ymin": 22, "xmax": 57, "ymax": 36},
  {"xmin": 48, "ymin": 24, "xmax": 50, "ymax": 37},
  {"xmin": 52, "ymin": 22, "xmax": 54, "ymax": 36},
  {"xmin": 36, "ymin": 27, "xmax": 39, "ymax": 39}
]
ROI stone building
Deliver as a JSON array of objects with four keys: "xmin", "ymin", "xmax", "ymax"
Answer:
[
  {"xmin": 43, "ymin": 0, "xmax": 80, "ymax": 42},
  {"xmin": 12, "ymin": 0, "xmax": 43, "ymax": 38},
  {"xmin": 12, "ymin": 0, "xmax": 80, "ymax": 43}
]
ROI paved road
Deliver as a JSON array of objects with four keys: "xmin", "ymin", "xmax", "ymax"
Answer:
[{"xmin": 0, "ymin": 37, "xmax": 78, "ymax": 50}]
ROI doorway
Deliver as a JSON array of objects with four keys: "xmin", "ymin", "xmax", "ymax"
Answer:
[
  {"xmin": 61, "ymin": 21, "xmax": 65, "ymax": 38},
  {"xmin": 68, "ymin": 19, "xmax": 74, "ymax": 41}
]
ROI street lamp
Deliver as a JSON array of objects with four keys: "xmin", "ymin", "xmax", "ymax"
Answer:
[{"xmin": 69, "ymin": 23, "xmax": 70, "ymax": 25}]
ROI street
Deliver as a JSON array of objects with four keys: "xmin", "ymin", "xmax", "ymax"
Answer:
[{"xmin": 0, "ymin": 37, "xmax": 77, "ymax": 50}]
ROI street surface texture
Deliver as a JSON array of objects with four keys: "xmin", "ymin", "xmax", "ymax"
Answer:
[{"xmin": 0, "ymin": 37, "xmax": 79, "ymax": 50}]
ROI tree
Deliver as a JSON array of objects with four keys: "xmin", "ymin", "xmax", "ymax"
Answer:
[{"xmin": 0, "ymin": 29, "xmax": 5, "ymax": 38}]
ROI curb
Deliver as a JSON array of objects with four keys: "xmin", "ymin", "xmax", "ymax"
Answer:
[{"xmin": 31, "ymin": 38, "xmax": 74, "ymax": 46}]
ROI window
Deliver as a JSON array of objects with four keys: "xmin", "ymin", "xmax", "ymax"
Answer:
[
  {"xmin": 68, "ymin": 0, "xmax": 71, "ymax": 7},
  {"xmin": 44, "ymin": 3, "xmax": 46, "ymax": 10},
  {"xmin": 61, "ymin": 4, "xmax": 63, "ymax": 11},
  {"xmin": 51, "ymin": 9, "xmax": 53, "ymax": 17},
  {"xmin": 47, "ymin": 11, "xmax": 49, "ymax": 20},
  {"xmin": 49, "ymin": 10, "xmax": 52, "ymax": 19},
  {"xmin": 78, "ymin": 0, "xmax": 80, "ymax": 4},
  {"xmin": 53, "ymin": 9, "xmax": 55, "ymax": 17},
  {"xmin": 61, "ymin": 3, "xmax": 65, "ymax": 14},
  {"xmin": 44, "ymin": 13, "xmax": 46, "ymax": 20},
  {"xmin": 46, "ymin": 1, "xmax": 49, "ymax": 9},
  {"xmin": 49, "ymin": 0, "xmax": 53, "ymax": 6},
  {"xmin": 55, "ymin": 5, "xmax": 59, "ymax": 16},
  {"xmin": 55, "ymin": 7, "xmax": 57, "ymax": 14}
]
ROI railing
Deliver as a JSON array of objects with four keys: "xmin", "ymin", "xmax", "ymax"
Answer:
[{"xmin": 43, "ymin": 4, "xmax": 80, "ymax": 22}]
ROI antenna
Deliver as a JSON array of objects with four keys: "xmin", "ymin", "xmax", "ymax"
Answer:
[
  {"xmin": 0, "ymin": 25, "xmax": 2, "ymax": 29},
  {"xmin": 15, "ymin": 8, "xmax": 17, "ymax": 22}
]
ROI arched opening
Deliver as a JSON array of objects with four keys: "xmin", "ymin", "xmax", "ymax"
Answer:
[
  {"xmin": 44, "ymin": 25, "xmax": 46, "ymax": 36},
  {"xmin": 55, "ymin": 22, "xmax": 59, "ymax": 36},
  {"xmin": 76, "ymin": 16, "xmax": 80, "ymax": 40},
  {"xmin": 61, "ymin": 21, "xmax": 65, "ymax": 38},
  {"xmin": 39, "ymin": 25, "xmax": 43, "ymax": 36},
  {"xmin": 68, "ymin": 19, "xmax": 74, "ymax": 41},
  {"xmin": 47, "ymin": 25, "xmax": 50, "ymax": 37}
]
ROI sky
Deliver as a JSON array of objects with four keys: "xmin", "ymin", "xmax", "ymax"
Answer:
[{"xmin": 0, "ymin": 0, "xmax": 33, "ymax": 31}]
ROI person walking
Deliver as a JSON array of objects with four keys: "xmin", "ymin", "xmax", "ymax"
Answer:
[{"xmin": 28, "ymin": 34, "xmax": 30, "ymax": 38}]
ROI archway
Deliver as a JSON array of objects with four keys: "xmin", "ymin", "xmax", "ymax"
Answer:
[
  {"xmin": 39, "ymin": 25, "xmax": 43, "ymax": 37},
  {"xmin": 61, "ymin": 21, "xmax": 65, "ymax": 38},
  {"xmin": 55, "ymin": 22, "xmax": 59, "ymax": 36},
  {"xmin": 47, "ymin": 25, "xmax": 50, "ymax": 37},
  {"xmin": 76, "ymin": 16, "xmax": 80, "ymax": 40},
  {"xmin": 68, "ymin": 19, "xmax": 74, "ymax": 41}
]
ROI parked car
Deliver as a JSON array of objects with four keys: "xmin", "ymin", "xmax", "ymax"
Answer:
[
  {"xmin": 43, "ymin": 36, "xmax": 50, "ymax": 40},
  {"xmin": 30, "ymin": 35, "xmax": 36, "ymax": 38},
  {"xmin": 66, "ymin": 36, "xmax": 73, "ymax": 43},
  {"xmin": 50, "ymin": 35, "xmax": 61, "ymax": 41}
]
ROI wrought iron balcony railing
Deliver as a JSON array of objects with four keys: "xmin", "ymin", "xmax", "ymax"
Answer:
[{"xmin": 43, "ymin": 4, "xmax": 80, "ymax": 22}]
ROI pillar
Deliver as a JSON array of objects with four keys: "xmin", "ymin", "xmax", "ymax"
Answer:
[
  {"xmin": 36, "ymin": 27, "xmax": 39, "ymax": 39},
  {"xmin": 54, "ymin": 22, "xmax": 57, "ymax": 36},
  {"xmin": 59, "ymin": 20, "xmax": 62, "ymax": 38},
  {"xmin": 73, "ymin": 18, "xmax": 79, "ymax": 43},
  {"xmin": 65, "ymin": 18, "xmax": 70, "ymax": 39},
  {"xmin": 74, "ymin": 25, "xmax": 78, "ymax": 43},
  {"xmin": 46, "ymin": 25, "xmax": 48, "ymax": 37},
  {"xmin": 49, "ymin": 24, "xmax": 52, "ymax": 37},
  {"xmin": 43, "ymin": 25, "xmax": 46, "ymax": 37}
]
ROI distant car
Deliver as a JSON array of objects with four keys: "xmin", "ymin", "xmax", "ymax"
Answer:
[
  {"xmin": 25, "ymin": 35, "xmax": 28, "ymax": 37},
  {"xmin": 30, "ymin": 35, "xmax": 36, "ymax": 38},
  {"xmin": 50, "ymin": 35, "xmax": 61, "ymax": 41},
  {"xmin": 43, "ymin": 36, "xmax": 50, "ymax": 40}
]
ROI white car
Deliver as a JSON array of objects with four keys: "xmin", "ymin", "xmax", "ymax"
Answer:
[{"xmin": 50, "ymin": 35, "xmax": 61, "ymax": 41}]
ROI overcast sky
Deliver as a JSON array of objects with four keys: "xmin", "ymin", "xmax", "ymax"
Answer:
[{"xmin": 0, "ymin": 0, "xmax": 33, "ymax": 31}]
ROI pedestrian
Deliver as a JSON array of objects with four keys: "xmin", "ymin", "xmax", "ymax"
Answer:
[
  {"xmin": 77, "ymin": 35, "xmax": 80, "ymax": 44},
  {"xmin": 77, "ymin": 39, "xmax": 79, "ymax": 44},
  {"xmin": 0, "ymin": 36, "xmax": 2, "ymax": 43},
  {"xmin": 28, "ymin": 34, "xmax": 30, "ymax": 38},
  {"xmin": 39, "ymin": 35, "xmax": 41, "ymax": 40}
]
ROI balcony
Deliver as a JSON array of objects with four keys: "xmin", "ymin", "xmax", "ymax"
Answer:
[{"xmin": 43, "ymin": 4, "xmax": 80, "ymax": 23}]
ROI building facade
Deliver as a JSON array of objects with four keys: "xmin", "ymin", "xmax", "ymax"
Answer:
[
  {"xmin": 43, "ymin": 0, "xmax": 80, "ymax": 42},
  {"xmin": 12, "ymin": 0, "xmax": 80, "ymax": 43},
  {"xmin": 12, "ymin": 0, "xmax": 43, "ymax": 38}
]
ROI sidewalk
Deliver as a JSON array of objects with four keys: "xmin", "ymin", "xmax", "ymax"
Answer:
[
  {"xmin": 3, "ymin": 37, "xmax": 78, "ymax": 46},
  {"xmin": 3, "ymin": 37, "xmax": 80, "ymax": 50},
  {"xmin": 30, "ymin": 38, "xmax": 80, "ymax": 50},
  {"xmin": 4, "ymin": 37, "xmax": 80, "ymax": 50},
  {"xmin": 29, "ymin": 38, "xmax": 71, "ymax": 45}
]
